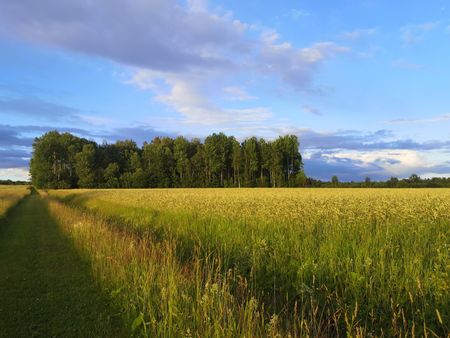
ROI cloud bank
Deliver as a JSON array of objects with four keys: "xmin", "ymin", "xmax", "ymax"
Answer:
[{"xmin": 0, "ymin": 0, "xmax": 348, "ymax": 126}]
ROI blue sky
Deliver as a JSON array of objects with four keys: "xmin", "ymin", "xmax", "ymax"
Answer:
[{"xmin": 1, "ymin": 0, "xmax": 450, "ymax": 181}]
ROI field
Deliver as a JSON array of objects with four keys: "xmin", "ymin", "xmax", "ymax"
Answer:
[
  {"xmin": 0, "ymin": 186, "xmax": 29, "ymax": 217},
  {"xmin": 43, "ymin": 188, "xmax": 449, "ymax": 337}
]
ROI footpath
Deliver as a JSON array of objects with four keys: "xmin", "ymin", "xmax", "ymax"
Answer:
[{"xmin": 0, "ymin": 194, "xmax": 127, "ymax": 337}]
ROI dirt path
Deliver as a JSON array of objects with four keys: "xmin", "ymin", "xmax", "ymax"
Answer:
[{"xmin": 0, "ymin": 193, "xmax": 127, "ymax": 337}]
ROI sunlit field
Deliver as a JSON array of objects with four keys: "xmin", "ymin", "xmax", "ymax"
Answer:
[
  {"xmin": 46, "ymin": 188, "xmax": 450, "ymax": 337},
  {"xmin": 0, "ymin": 186, "xmax": 29, "ymax": 217}
]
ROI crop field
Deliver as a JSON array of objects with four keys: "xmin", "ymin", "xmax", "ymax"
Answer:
[{"xmin": 45, "ymin": 188, "xmax": 450, "ymax": 337}]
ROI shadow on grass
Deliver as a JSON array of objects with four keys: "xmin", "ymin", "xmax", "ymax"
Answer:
[{"xmin": 0, "ymin": 194, "xmax": 129, "ymax": 338}]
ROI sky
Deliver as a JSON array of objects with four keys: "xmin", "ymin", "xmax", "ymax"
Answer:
[{"xmin": 0, "ymin": 0, "xmax": 450, "ymax": 181}]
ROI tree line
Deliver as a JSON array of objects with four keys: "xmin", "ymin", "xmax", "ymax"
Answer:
[
  {"xmin": 30, "ymin": 131, "xmax": 305, "ymax": 189},
  {"xmin": 308, "ymin": 174, "xmax": 450, "ymax": 188}
]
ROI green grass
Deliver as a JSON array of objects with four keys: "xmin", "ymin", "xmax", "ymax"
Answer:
[{"xmin": 0, "ymin": 193, "xmax": 128, "ymax": 337}]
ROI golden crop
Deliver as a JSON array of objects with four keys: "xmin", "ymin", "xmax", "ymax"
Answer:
[
  {"xmin": 48, "ymin": 188, "xmax": 450, "ymax": 336},
  {"xmin": 50, "ymin": 188, "xmax": 450, "ymax": 226}
]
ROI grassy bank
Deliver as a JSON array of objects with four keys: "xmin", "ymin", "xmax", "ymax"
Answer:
[{"xmin": 0, "ymin": 194, "xmax": 127, "ymax": 337}]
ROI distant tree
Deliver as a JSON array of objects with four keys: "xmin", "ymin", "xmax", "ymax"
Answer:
[
  {"xmin": 230, "ymin": 137, "xmax": 242, "ymax": 187},
  {"xmin": 75, "ymin": 143, "xmax": 98, "ymax": 188},
  {"xmin": 204, "ymin": 133, "xmax": 229, "ymax": 186},
  {"xmin": 387, "ymin": 177, "xmax": 399, "ymax": 188},
  {"xmin": 242, "ymin": 137, "xmax": 260, "ymax": 187},
  {"xmin": 190, "ymin": 139, "xmax": 206, "ymax": 187},
  {"xmin": 30, "ymin": 131, "xmax": 87, "ymax": 188},
  {"xmin": 258, "ymin": 138, "xmax": 271, "ymax": 187},
  {"xmin": 142, "ymin": 137, "xmax": 174, "ymax": 188},
  {"xmin": 30, "ymin": 131, "xmax": 309, "ymax": 189},
  {"xmin": 103, "ymin": 163, "xmax": 120, "ymax": 188},
  {"xmin": 295, "ymin": 170, "xmax": 308, "ymax": 187},
  {"xmin": 128, "ymin": 152, "xmax": 147, "ymax": 188},
  {"xmin": 173, "ymin": 136, "xmax": 190, "ymax": 187},
  {"xmin": 269, "ymin": 140, "xmax": 284, "ymax": 187},
  {"xmin": 409, "ymin": 174, "xmax": 421, "ymax": 184},
  {"xmin": 331, "ymin": 175, "xmax": 339, "ymax": 187},
  {"xmin": 364, "ymin": 177, "xmax": 371, "ymax": 188},
  {"xmin": 280, "ymin": 135, "xmax": 303, "ymax": 186},
  {"xmin": 113, "ymin": 140, "xmax": 139, "ymax": 174}
]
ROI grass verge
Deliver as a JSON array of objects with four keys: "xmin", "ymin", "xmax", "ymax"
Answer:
[{"xmin": 0, "ymin": 194, "xmax": 128, "ymax": 337}]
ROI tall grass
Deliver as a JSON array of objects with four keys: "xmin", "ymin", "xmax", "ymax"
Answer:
[
  {"xmin": 0, "ymin": 186, "xmax": 29, "ymax": 217},
  {"xmin": 47, "ymin": 199, "xmax": 295, "ymax": 337},
  {"xmin": 48, "ymin": 188, "xmax": 450, "ymax": 337}
]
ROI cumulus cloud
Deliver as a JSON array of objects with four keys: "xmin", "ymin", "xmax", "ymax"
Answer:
[
  {"xmin": 0, "ymin": 0, "xmax": 349, "ymax": 126},
  {"xmin": 258, "ymin": 38, "xmax": 349, "ymax": 90},
  {"xmin": 295, "ymin": 128, "xmax": 450, "ymax": 180},
  {"xmin": 0, "ymin": 168, "xmax": 29, "ymax": 181},
  {"xmin": 155, "ymin": 79, "xmax": 272, "ymax": 125},
  {"xmin": 129, "ymin": 70, "xmax": 273, "ymax": 126},
  {"xmin": 0, "ymin": 0, "xmax": 247, "ymax": 73},
  {"xmin": 303, "ymin": 148, "xmax": 450, "ymax": 181}
]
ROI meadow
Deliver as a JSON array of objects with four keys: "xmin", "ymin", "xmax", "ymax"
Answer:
[{"xmin": 46, "ymin": 188, "xmax": 450, "ymax": 337}]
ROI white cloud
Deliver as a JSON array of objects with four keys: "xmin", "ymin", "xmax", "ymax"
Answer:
[
  {"xmin": 327, "ymin": 149, "xmax": 425, "ymax": 176},
  {"xmin": 258, "ymin": 37, "xmax": 349, "ymax": 90},
  {"xmin": 400, "ymin": 21, "xmax": 440, "ymax": 45},
  {"xmin": 0, "ymin": 0, "xmax": 349, "ymax": 127},
  {"xmin": 0, "ymin": 168, "xmax": 29, "ymax": 181},
  {"xmin": 339, "ymin": 28, "xmax": 376, "ymax": 40},
  {"xmin": 0, "ymin": 0, "xmax": 248, "ymax": 73},
  {"xmin": 130, "ymin": 71, "xmax": 272, "ymax": 125},
  {"xmin": 421, "ymin": 172, "xmax": 450, "ymax": 179},
  {"xmin": 303, "ymin": 105, "xmax": 321, "ymax": 116},
  {"xmin": 223, "ymin": 86, "xmax": 257, "ymax": 101}
]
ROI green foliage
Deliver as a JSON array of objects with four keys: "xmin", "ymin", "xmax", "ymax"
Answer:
[
  {"xmin": 103, "ymin": 163, "xmax": 120, "ymax": 188},
  {"xmin": 30, "ymin": 131, "xmax": 89, "ymax": 188},
  {"xmin": 30, "ymin": 131, "xmax": 305, "ymax": 189},
  {"xmin": 75, "ymin": 144, "xmax": 97, "ymax": 188}
]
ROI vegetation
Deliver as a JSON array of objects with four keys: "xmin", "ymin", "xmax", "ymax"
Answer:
[
  {"xmin": 0, "ymin": 180, "xmax": 30, "ymax": 186},
  {"xmin": 0, "ymin": 185, "xmax": 29, "ymax": 217},
  {"xmin": 30, "ymin": 131, "xmax": 305, "ymax": 189},
  {"xmin": 309, "ymin": 174, "xmax": 450, "ymax": 188},
  {"xmin": 29, "ymin": 131, "xmax": 450, "ymax": 190},
  {"xmin": 47, "ymin": 188, "xmax": 450, "ymax": 337},
  {"xmin": 0, "ymin": 191, "xmax": 127, "ymax": 337}
]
